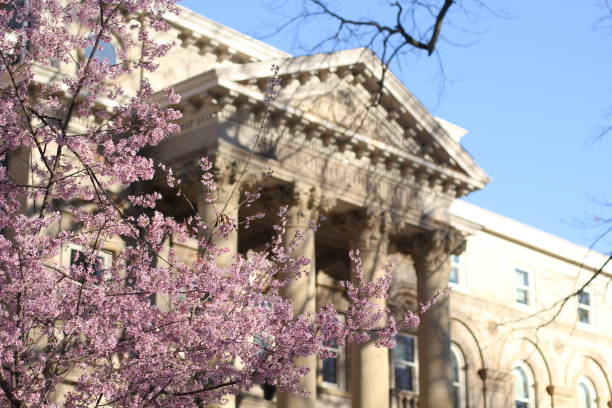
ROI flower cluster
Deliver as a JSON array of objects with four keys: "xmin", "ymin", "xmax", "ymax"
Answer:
[{"xmin": 0, "ymin": 2, "xmax": 438, "ymax": 407}]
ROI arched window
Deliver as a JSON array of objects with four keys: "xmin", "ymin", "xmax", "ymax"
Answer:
[
  {"xmin": 450, "ymin": 344, "xmax": 466, "ymax": 408},
  {"xmin": 512, "ymin": 363, "xmax": 534, "ymax": 408},
  {"xmin": 577, "ymin": 377, "xmax": 598, "ymax": 408}
]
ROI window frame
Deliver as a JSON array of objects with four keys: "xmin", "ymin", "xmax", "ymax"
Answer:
[
  {"xmin": 512, "ymin": 362, "xmax": 535, "ymax": 408},
  {"xmin": 577, "ymin": 290, "xmax": 595, "ymax": 328},
  {"xmin": 320, "ymin": 340, "xmax": 346, "ymax": 390},
  {"xmin": 392, "ymin": 333, "xmax": 418, "ymax": 393},
  {"xmin": 514, "ymin": 268, "xmax": 535, "ymax": 309},
  {"xmin": 319, "ymin": 314, "xmax": 347, "ymax": 391},
  {"xmin": 576, "ymin": 377, "xmax": 598, "ymax": 408},
  {"xmin": 64, "ymin": 243, "xmax": 113, "ymax": 279},
  {"xmin": 449, "ymin": 253, "xmax": 467, "ymax": 290},
  {"xmin": 450, "ymin": 343, "xmax": 467, "ymax": 408}
]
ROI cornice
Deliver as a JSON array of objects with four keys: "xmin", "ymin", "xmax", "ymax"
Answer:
[
  {"xmin": 451, "ymin": 200, "xmax": 612, "ymax": 278},
  {"xmin": 213, "ymin": 48, "xmax": 490, "ymax": 190},
  {"xmin": 166, "ymin": 6, "xmax": 290, "ymax": 63},
  {"xmin": 166, "ymin": 71, "xmax": 477, "ymax": 199}
]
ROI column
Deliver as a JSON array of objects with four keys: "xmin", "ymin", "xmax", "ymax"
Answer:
[
  {"xmin": 196, "ymin": 156, "xmax": 239, "ymax": 408},
  {"xmin": 407, "ymin": 228, "xmax": 465, "ymax": 408},
  {"xmin": 277, "ymin": 183, "xmax": 319, "ymax": 408},
  {"xmin": 343, "ymin": 209, "xmax": 391, "ymax": 408},
  {"xmin": 196, "ymin": 156, "xmax": 240, "ymax": 267}
]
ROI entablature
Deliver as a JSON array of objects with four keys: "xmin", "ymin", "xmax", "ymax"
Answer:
[{"xmin": 166, "ymin": 71, "xmax": 481, "ymax": 201}]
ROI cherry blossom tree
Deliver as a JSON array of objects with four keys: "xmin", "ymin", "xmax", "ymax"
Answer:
[{"xmin": 0, "ymin": 1, "xmax": 430, "ymax": 406}]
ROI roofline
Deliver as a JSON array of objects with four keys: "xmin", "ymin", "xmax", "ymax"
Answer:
[
  {"xmin": 167, "ymin": 5, "xmax": 291, "ymax": 62},
  {"xmin": 166, "ymin": 69, "xmax": 482, "ymax": 190},
  {"xmin": 215, "ymin": 47, "xmax": 490, "ymax": 188},
  {"xmin": 451, "ymin": 200, "xmax": 612, "ymax": 277}
]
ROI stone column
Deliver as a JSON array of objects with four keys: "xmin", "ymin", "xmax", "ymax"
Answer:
[
  {"xmin": 196, "ymin": 156, "xmax": 240, "ymax": 267},
  {"xmin": 277, "ymin": 183, "xmax": 319, "ymax": 408},
  {"xmin": 406, "ymin": 228, "xmax": 465, "ymax": 408},
  {"xmin": 196, "ymin": 156, "xmax": 239, "ymax": 408},
  {"xmin": 341, "ymin": 209, "xmax": 390, "ymax": 408}
]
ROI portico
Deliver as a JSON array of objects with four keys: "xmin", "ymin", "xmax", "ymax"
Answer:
[{"xmin": 148, "ymin": 47, "xmax": 489, "ymax": 408}]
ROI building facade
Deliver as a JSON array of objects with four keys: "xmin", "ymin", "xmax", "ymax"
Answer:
[
  {"xmin": 23, "ymin": 4, "xmax": 612, "ymax": 407},
  {"xmin": 144, "ymin": 6, "xmax": 612, "ymax": 408}
]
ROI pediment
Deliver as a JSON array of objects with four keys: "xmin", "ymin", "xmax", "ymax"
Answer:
[
  {"xmin": 275, "ymin": 78, "xmax": 425, "ymax": 157},
  {"xmin": 171, "ymin": 48, "xmax": 489, "ymax": 193},
  {"xmin": 213, "ymin": 48, "xmax": 489, "ymax": 188}
]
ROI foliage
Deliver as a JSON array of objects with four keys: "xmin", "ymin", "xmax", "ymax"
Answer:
[{"xmin": 0, "ymin": 1, "xmax": 426, "ymax": 406}]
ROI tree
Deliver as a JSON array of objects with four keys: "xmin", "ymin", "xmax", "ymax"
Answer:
[
  {"xmin": 0, "ymin": 1, "xmax": 431, "ymax": 406},
  {"xmin": 265, "ymin": 0, "xmax": 494, "ymax": 95}
]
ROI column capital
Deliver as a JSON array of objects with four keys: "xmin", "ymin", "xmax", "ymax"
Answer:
[
  {"xmin": 263, "ymin": 183, "xmax": 333, "ymax": 228},
  {"xmin": 335, "ymin": 208, "xmax": 390, "ymax": 252},
  {"xmin": 285, "ymin": 182, "xmax": 321, "ymax": 227},
  {"xmin": 210, "ymin": 155, "xmax": 240, "ymax": 196},
  {"xmin": 400, "ymin": 227, "xmax": 466, "ymax": 268}
]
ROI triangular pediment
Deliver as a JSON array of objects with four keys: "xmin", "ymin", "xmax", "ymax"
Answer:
[
  {"xmin": 169, "ymin": 48, "xmax": 489, "ymax": 193},
  {"xmin": 211, "ymin": 48, "xmax": 489, "ymax": 189}
]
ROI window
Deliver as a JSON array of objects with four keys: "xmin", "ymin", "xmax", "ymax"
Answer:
[
  {"xmin": 2, "ymin": 0, "xmax": 28, "ymax": 64},
  {"xmin": 577, "ymin": 378, "xmax": 598, "ymax": 408},
  {"xmin": 67, "ymin": 244, "xmax": 113, "ymax": 279},
  {"xmin": 3, "ymin": 0, "xmax": 26, "ymax": 30},
  {"xmin": 577, "ymin": 290, "xmax": 593, "ymax": 325},
  {"xmin": 515, "ymin": 269, "xmax": 533, "ymax": 306},
  {"xmin": 393, "ymin": 334, "xmax": 417, "ymax": 392},
  {"xmin": 320, "ymin": 314, "xmax": 346, "ymax": 390},
  {"xmin": 321, "ymin": 340, "xmax": 345, "ymax": 388},
  {"xmin": 450, "ymin": 344, "xmax": 466, "ymax": 408},
  {"xmin": 512, "ymin": 363, "xmax": 534, "ymax": 408},
  {"xmin": 450, "ymin": 254, "xmax": 464, "ymax": 285}
]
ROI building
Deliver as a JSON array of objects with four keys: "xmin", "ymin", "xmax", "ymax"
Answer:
[
  {"xmin": 144, "ymin": 6, "xmax": 612, "ymax": 408},
  {"xmin": 16, "ymin": 4, "xmax": 612, "ymax": 407}
]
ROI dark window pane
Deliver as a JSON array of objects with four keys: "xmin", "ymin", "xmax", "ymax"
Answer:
[
  {"xmin": 394, "ymin": 365, "xmax": 413, "ymax": 391},
  {"xmin": 450, "ymin": 266, "xmax": 459, "ymax": 284},
  {"xmin": 322, "ymin": 357, "xmax": 337, "ymax": 384},
  {"xmin": 394, "ymin": 335, "xmax": 414, "ymax": 362},
  {"xmin": 5, "ymin": 0, "xmax": 26, "ymax": 29},
  {"xmin": 578, "ymin": 308, "xmax": 590, "ymax": 324},
  {"xmin": 515, "ymin": 402, "xmax": 528, "ymax": 408},
  {"xmin": 70, "ymin": 249, "xmax": 105, "ymax": 277},
  {"xmin": 516, "ymin": 288, "xmax": 529, "ymax": 305},
  {"xmin": 451, "ymin": 352, "xmax": 459, "ymax": 382},
  {"xmin": 452, "ymin": 385, "xmax": 460, "ymax": 408},
  {"xmin": 578, "ymin": 291, "xmax": 590, "ymax": 306}
]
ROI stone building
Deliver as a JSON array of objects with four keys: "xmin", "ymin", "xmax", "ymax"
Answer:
[
  {"xmin": 23, "ymin": 4, "xmax": 612, "ymax": 408},
  {"xmin": 145, "ymin": 6, "xmax": 612, "ymax": 408}
]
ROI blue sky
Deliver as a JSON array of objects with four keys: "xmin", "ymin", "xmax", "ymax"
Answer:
[{"xmin": 181, "ymin": 0, "xmax": 612, "ymax": 252}]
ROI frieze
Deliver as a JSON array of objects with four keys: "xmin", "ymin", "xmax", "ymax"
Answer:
[{"xmin": 171, "ymin": 106, "xmax": 459, "ymax": 217}]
